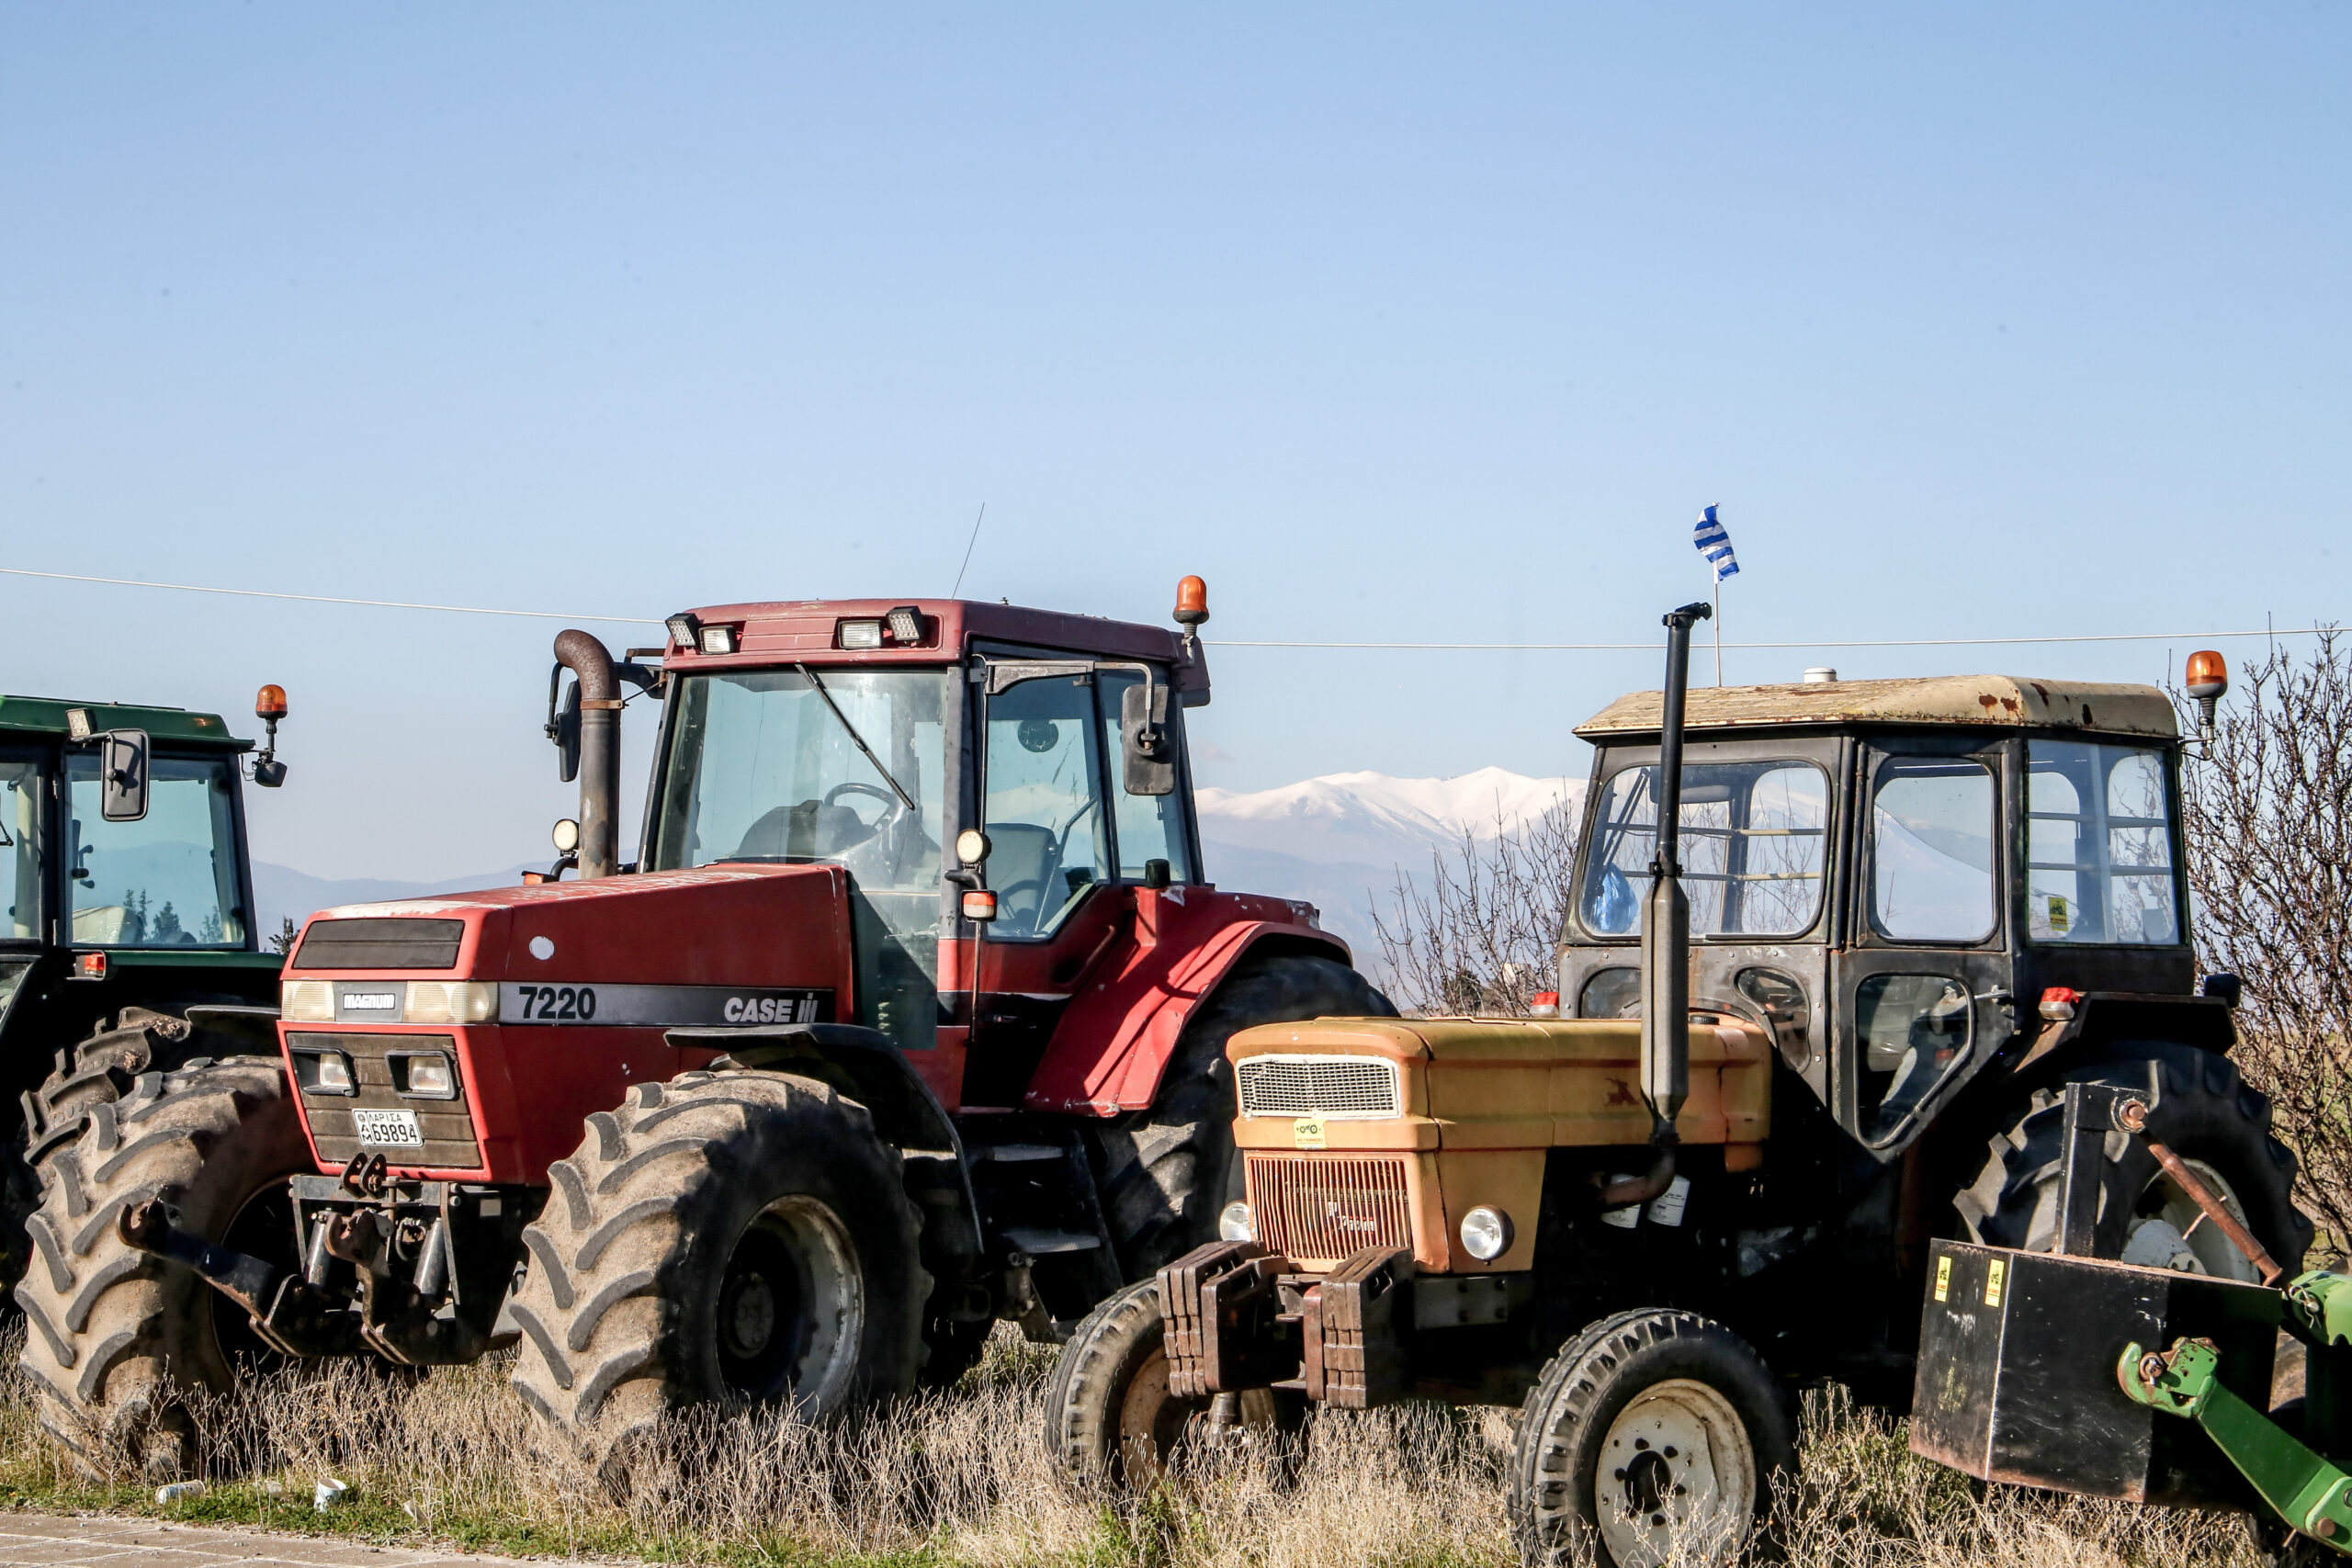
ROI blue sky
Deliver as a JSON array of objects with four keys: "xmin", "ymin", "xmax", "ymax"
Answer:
[{"xmin": 4, "ymin": 5, "xmax": 2345, "ymax": 880}]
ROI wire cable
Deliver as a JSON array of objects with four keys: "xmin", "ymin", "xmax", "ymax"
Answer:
[
  {"xmin": 0, "ymin": 564, "xmax": 2330, "ymax": 650},
  {"xmin": 0, "ymin": 566, "xmax": 657, "ymax": 626}
]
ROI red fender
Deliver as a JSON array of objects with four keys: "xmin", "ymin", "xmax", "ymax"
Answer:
[{"xmin": 1021, "ymin": 886, "xmax": 1350, "ymax": 1116}]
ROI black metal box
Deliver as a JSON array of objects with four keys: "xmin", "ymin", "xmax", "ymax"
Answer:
[{"xmin": 1910, "ymin": 1240, "xmax": 2278, "ymax": 1506}]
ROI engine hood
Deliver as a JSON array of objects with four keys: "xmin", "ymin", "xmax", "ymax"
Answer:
[{"xmin": 288, "ymin": 863, "xmax": 854, "ymax": 990}]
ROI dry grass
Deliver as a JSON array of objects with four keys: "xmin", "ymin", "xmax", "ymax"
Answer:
[{"xmin": 0, "ymin": 1323, "xmax": 2274, "ymax": 1567}]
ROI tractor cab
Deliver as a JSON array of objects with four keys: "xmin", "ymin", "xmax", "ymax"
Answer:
[{"xmin": 1560, "ymin": 673, "xmax": 2208, "ymax": 1156}]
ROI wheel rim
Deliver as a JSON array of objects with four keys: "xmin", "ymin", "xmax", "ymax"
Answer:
[
  {"xmin": 2123, "ymin": 1157, "xmax": 2260, "ymax": 1282},
  {"xmin": 209, "ymin": 1179, "xmax": 297, "ymax": 1376},
  {"xmin": 1595, "ymin": 1378, "xmax": 1757, "ymax": 1568},
  {"xmin": 715, "ymin": 1195, "xmax": 864, "ymax": 1410},
  {"xmin": 1112, "ymin": 1348, "xmax": 1288, "ymax": 1482}
]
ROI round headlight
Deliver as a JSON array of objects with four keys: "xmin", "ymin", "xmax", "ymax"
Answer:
[
  {"xmin": 1460, "ymin": 1206, "xmax": 1514, "ymax": 1261},
  {"xmin": 1218, "ymin": 1201, "xmax": 1255, "ymax": 1244}
]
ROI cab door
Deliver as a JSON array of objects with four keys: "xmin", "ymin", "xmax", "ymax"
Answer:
[
  {"xmin": 1838, "ymin": 738, "xmax": 2014, "ymax": 1154},
  {"xmin": 958, "ymin": 665, "xmax": 1131, "ymax": 1107}
]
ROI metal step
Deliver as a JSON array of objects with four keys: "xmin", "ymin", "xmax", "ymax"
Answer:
[
  {"xmin": 968, "ymin": 1144, "xmax": 1065, "ymax": 1164},
  {"xmin": 1001, "ymin": 1227, "xmax": 1102, "ymax": 1255}
]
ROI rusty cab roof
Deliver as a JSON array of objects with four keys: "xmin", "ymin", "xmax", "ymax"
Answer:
[
  {"xmin": 665, "ymin": 598, "xmax": 1204, "ymax": 698},
  {"xmin": 1576, "ymin": 675, "xmax": 2178, "ymax": 743}
]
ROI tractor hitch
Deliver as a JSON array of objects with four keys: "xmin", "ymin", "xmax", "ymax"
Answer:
[{"xmin": 118, "ymin": 1200, "xmax": 365, "ymax": 1359}]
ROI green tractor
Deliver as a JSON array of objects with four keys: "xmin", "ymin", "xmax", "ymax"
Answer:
[{"xmin": 0, "ymin": 686, "xmax": 291, "ymax": 1287}]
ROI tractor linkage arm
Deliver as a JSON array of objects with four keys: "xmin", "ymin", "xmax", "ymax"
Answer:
[{"xmin": 2120, "ymin": 1269, "xmax": 2352, "ymax": 1555}]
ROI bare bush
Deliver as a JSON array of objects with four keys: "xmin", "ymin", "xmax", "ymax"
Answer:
[
  {"xmin": 2178, "ymin": 631, "xmax": 2352, "ymax": 1253},
  {"xmin": 1373, "ymin": 795, "xmax": 1580, "ymax": 1016}
]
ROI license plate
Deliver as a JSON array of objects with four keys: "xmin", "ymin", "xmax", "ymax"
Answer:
[{"xmin": 351, "ymin": 1109, "xmax": 424, "ymax": 1147}]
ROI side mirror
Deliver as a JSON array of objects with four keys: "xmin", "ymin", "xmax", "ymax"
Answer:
[
  {"xmin": 98, "ymin": 730, "xmax": 150, "ymax": 822},
  {"xmin": 549, "ymin": 678, "xmax": 582, "ymax": 784},
  {"xmin": 1120, "ymin": 682, "xmax": 1175, "ymax": 796}
]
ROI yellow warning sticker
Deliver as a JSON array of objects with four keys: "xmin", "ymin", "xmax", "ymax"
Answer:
[
  {"xmin": 1294, "ymin": 1117, "xmax": 1327, "ymax": 1151},
  {"xmin": 1984, "ymin": 1257, "xmax": 2007, "ymax": 1308},
  {"xmin": 1934, "ymin": 1255, "xmax": 1952, "ymax": 1303}
]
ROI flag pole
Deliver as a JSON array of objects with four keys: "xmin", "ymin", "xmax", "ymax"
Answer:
[{"xmin": 1713, "ymin": 579, "xmax": 1723, "ymax": 685}]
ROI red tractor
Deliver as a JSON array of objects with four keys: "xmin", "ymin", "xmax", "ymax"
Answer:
[{"xmin": 17, "ymin": 582, "xmax": 1391, "ymax": 1475}]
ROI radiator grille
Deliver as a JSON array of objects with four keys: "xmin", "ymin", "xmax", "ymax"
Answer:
[
  {"xmin": 287, "ymin": 1031, "xmax": 481, "ymax": 1171},
  {"xmin": 1246, "ymin": 1153, "xmax": 1414, "ymax": 1266},
  {"xmin": 1236, "ymin": 1055, "xmax": 1400, "ymax": 1120},
  {"xmin": 294, "ymin": 918, "xmax": 464, "ymax": 970}
]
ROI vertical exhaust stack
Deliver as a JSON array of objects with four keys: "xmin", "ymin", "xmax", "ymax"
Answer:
[
  {"xmin": 1642, "ymin": 602, "xmax": 1713, "ymax": 1142},
  {"xmin": 553, "ymin": 629, "xmax": 621, "ymax": 879},
  {"xmin": 1598, "ymin": 601, "xmax": 1713, "ymax": 1213}
]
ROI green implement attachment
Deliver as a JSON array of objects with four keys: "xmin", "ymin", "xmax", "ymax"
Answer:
[{"xmin": 2120, "ymin": 1270, "xmax": 2352, "ymax": 1554}]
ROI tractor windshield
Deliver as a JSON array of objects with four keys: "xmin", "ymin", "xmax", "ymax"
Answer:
[
  {"xmin": 650, "ymin": 668, "xmax": 945, "ymax": 889},
  {"xmin": 1578, "ymin": 760, "xmax": 1829, "ymax": 939},
  {"xmin": 65, "ymin": 752, "xmax": 245, "ymax": 947}
]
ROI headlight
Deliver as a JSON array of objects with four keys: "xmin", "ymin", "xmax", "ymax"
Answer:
[
  {"xmin": 291, "ymin": 1050, "xmax": 354, "ymax": 1096},
  {"xmin": 390, "ymin": 1050, "xmax": 458, "ymax": 1100},
  {"xmin": 1460, "ymin": 1206, "xmax": 1514, "ymax": 1262},
  {"xmin": 403, "ymin": 981, "xmax": 496, "ymax": 1024},
  {"xmin": 281, "ymin": 980, "xmax": 334, "ymax": 1022},
  {"xmin": 1218, "ymin": 1201, "xmax": 1256, "ymax": 1244}
]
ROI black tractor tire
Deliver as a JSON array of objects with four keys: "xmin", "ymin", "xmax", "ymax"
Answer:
[
  {"xmin": 1045, "ymin": 1277, "xmax": 1305, "ymax": 1489},
  {"xmin": 1957, "ymin": 1042, "xmax": 2312, "ymax": 1281},
  {"xmin": 1508, "ymin": 1308, "xmax": 1796, "ymax": 1568},
  {"xmin": 22, "ymin": 1009, "xmax": 218, "ymax": 1172},
  {"xmin": 509, "ymin": 1070, "xmax": 929, "ymax": 1487},
  {"xmin": 14, "ymin": 1057, "xmax": 310, "ymax": 1479},
  {"xmin": 1091, "ymin": 952, "xmax": 1395, "ymax": 1279}
]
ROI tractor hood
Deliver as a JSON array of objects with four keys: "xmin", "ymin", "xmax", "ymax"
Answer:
[{"xmin": 287, "ymin": 863, "xmax": 854, "ymax": 1007}]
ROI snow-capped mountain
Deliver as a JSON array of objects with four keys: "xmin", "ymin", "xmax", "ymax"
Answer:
[
  {"xmin": 1195, "ymin": 767, "xmax": 1580, "ymax": 958},
  {"xmin": 256, "ymin": 767, "xmax": 1577, "ymax": 967}
]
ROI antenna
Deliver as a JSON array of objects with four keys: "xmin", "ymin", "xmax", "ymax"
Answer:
[{"xmin": 950, "ymin": 503, "xmax": 987, "ymax": 599}]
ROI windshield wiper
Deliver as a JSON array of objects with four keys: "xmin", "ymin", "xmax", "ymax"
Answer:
[{"xmin": 794, "ymin": 664, "xmax": 920, "ymax": 814}]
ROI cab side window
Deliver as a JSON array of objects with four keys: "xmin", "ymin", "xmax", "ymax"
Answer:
[
  {"xmin": 1095, "ymin": 671, "xmax": 1194, "ymax": 884},
  {"xmin": 983, "ymin": 676, "xmax": 1111, "ymax": 939}
]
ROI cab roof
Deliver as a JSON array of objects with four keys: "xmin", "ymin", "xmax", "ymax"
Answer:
[
  {"xmin": 0, "ymin": 694, "xmax": 252, "ymax": 750},
  {"xmin": 668, "ymin": 597, "xmax": 1205, "ymax": 694},
  {"xmin": 1576, "ymin": 675, "xmax": 2178, "ymax": 742}
]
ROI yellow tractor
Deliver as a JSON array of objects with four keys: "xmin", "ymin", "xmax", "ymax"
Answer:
[{"xmin": 1045, "ymin": 608, "xmax": 2302, "ymax": 1568}]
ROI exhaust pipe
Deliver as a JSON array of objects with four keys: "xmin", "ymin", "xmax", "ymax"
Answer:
[
  {"xmin": 553, "ymin": 629, "xmax": 621, "ymax": 879},
  {"xmin": 1618, "ymin": 600, "xmax": 1714, "ymax": 1207}
]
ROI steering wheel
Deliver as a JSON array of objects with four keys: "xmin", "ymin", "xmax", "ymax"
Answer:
[
  {"xmin": 993, "ymin": 877, "xmax": 1049, "ymax": 931},
  {"xmin": 824, "ymin": 781, "xmax": 901, "ymax": 825}
]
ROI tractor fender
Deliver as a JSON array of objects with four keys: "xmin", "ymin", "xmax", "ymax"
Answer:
[
  {"xmin": 1023, "ymin": 917, "xmax": 1351, "ymax": 1116},
  {"xmin": 666, "ymin": 1021, "xmax": 982, "ymax": 1262},
  {"xmin": 2007, "ymin": 991, "xmax": 2237, "ymax": 1081}
]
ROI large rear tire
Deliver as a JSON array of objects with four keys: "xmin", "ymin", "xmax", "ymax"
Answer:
[
  {"xmin": 1957, "ymin": 1042, "xmax": 2312, "ymax": 1280},
  {"xmin": 1508, "ymin": 1308, "xmax": 1795, "ymax": 1568},
  {"xmin": 509, "ymin": 1071, "xmax": 929, "ymax": 1486},
  {"xmin": 1045, "ymin": 1278, "xmax": 1304, "ymax": 1488},
  {"xmin": 1091, "ymin": 953, "xmax": 1394, "ymax": 1279},
  {"xmin": 13, "ymin": 1058, "xmax": 308, "ymax": 1478}
]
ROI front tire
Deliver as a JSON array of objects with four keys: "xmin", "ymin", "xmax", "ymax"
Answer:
[
  {"xmin": 13, "ymin": 1058, "xmax": 308, "ymax": 1478},
  {"xmin": 1091, "ymin": 953, "xmax": 1395, "ymax": 1279},
  {"xmin": 509, "ymin": 1071, "xmax": 929, "ymax": 1483},
  {"xmin": 1957, "ymin": 1042, "xmax": 2312, "ymax": 1280},
  {"xmin": 1509, "ymin": 1308, "xmax": 1795, "ymax": 1568},
  {"xmin": 1045, "ymin": 1278, "xmax": 1304, "ymax": 1488}
]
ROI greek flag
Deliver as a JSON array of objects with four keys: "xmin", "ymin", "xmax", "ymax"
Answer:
[{"xmin": 1693, "ymin": 504, "xmax": 1738, "ymax": 581}]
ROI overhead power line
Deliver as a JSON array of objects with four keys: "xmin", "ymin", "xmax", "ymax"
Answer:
[
  {"xmin": 0, "ymin": 565, "xmax": 2330, "ymax": 651},
  {"xmin": 0, "ymin": 567, "xmax": 657, "ymax": 626},
  {"xmin": 1214, "ymin": 628, "xmax": 2335, "ymax": 650}
]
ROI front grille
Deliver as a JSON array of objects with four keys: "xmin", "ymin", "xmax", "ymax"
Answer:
[
  {"xmin": 294, "ymin": 918, "xmax": 464, "ymax": 970},
  {"xmin": 1246, "ymin": 1153, "xmax": 1414, "ymax": 1266},
  {"xmin": 1236, "ymin": 1055, "xmax": 1400, "ymax": 1120},
  {"xmin": 287, "ymin": 1031, "xmax": 481, "ymax": 1171}
]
